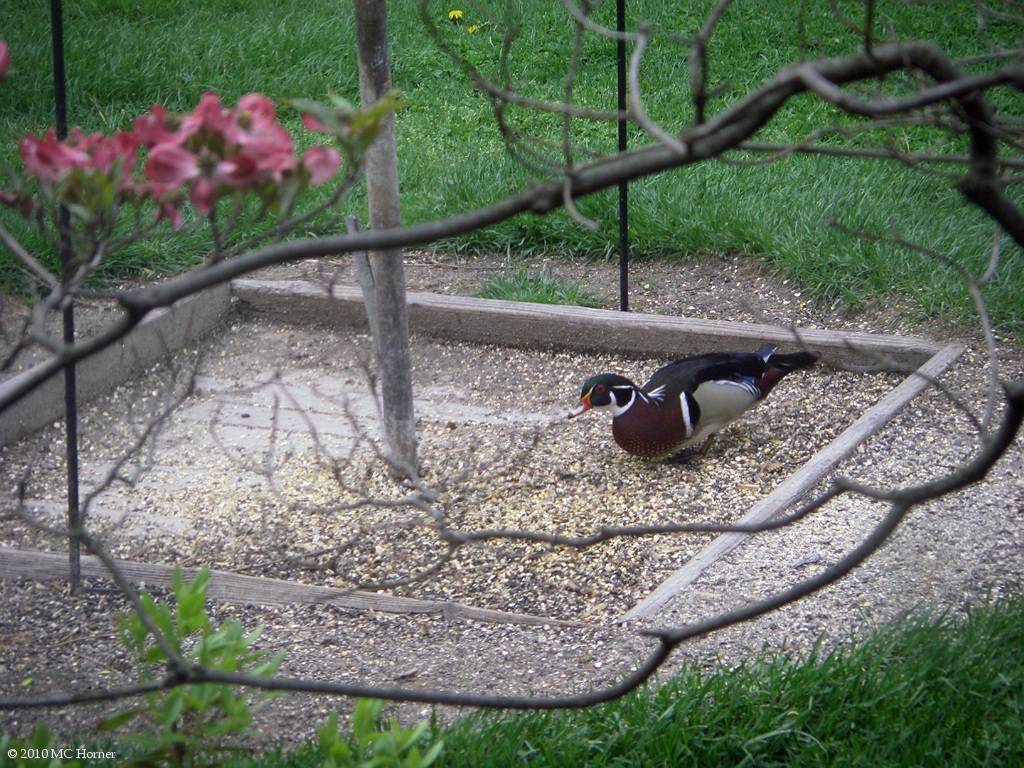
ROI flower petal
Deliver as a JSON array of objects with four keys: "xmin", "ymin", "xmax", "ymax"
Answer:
[
  {"xmin": 301, "ymin": 146, "xmax": 341, "ymax": 185},
  {"xmin": 238, "ymin": 93, "xmax": 277, "ymax": 130},
  {"xmin": 134, "ymin": 104, "xmax": 182, "ymax": 148},
  {"xmin": 20, "ymin": 131, "xmax": 90, "ymax": 183},
  {"xmin": 145, "ymin": 144, "xmax": 199, "ymax": 186},
  {"xmin": 188, "ymin": 176, "xmax": 218, "ymax": 213}
]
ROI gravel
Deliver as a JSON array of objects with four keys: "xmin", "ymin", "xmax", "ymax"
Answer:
[{"xmin": 1, "ymin": 253, "xmax": 1022, "ymax": 746}]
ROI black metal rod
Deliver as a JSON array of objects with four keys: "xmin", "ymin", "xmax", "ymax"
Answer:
[
  {"xmin": 51, "ymin": 0, "xmax": 67, "ymax": 138},
  {"xmin": 50, "ymin": 0, "xmax": 81, "ymax": 592},
  {"xmin": 616, "ymin": 0, "xmax": 629, "ymax": 312}
]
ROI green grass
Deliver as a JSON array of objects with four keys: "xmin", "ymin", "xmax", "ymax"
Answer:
[
  {"xmin": 2, "ymin": 5, "xmax": 1022, "ymax": 763},
  {"xmin": 21, "ymin": 589, "xmax": 1020, "ymax": 767},
  {"xmin": 432, "ymin": 591, "xmax": 1024, "ymax": 767},
  {"xmin": 474, "ymin": 265, "xmax": 606, "ymax": 307},
  {"xmin": 2, "ymin": 0, "xmax": 1023, "ymax": 331}
]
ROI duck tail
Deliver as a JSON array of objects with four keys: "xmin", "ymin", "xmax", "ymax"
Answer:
[
  {"xmin": 767, "ymin": 349, "xmax": 820, "ymax": 373},
  {"xmin": 754, "ymin": 347, "xmax": 820, "ymax": 399}
]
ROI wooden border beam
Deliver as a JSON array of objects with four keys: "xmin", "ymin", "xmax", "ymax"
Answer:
[{"xmin": 231, "ymin": 280, "xmax": 944, "ymax": 369}]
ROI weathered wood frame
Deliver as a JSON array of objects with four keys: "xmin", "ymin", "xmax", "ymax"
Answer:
[
  {"xmin": 233, "ymin": 280, "xmax": 965, "ymax": 622},
  {"xmin": 0, "ymin": 280, "xmax": 965, "ymax": 625}
]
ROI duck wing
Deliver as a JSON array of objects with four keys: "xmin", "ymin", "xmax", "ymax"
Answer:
[{"xmin": 640, "ymin": 347, "xmax": 775, "ymax": 410}]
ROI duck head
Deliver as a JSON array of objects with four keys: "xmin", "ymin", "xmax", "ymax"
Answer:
[{"xmin": 567, "ymin": 373, "xmax": 637, "ymax": 418}]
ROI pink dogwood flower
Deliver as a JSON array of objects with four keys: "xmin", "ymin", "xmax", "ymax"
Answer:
[
  {"xmin": 140, "ymin": 92, "xmax": 341, "ymax": 211},
  {"xmin": 133, "ymin": 104, "xmax": 183, "ymax": 149},
  {"xmin": 20, "ymin": 131, "xmax": 90, "ymax": 183},
  {"xmin": 86, "ymin": 130, "xmax": 141, "ymax": 186},
  {"xmin": 11, "ymin": 90, "xmax": 347, "ymax": 225},
  {"xmin": 145, "ymin": 143, "xmax": 199, "ymax": 187},
  {"xmin": 236, "ymin": 136, "xmax": 297, "ymax": 181},
  {"xmin": 215, "ymin": 152, "xmax": 265, "ymax": 189},
  {"xmin": 301, "ymin": 146, "xmax": 341, "ymax": 184},
  {"xmin": 233, "ymin": 94, "xmax": 298, "ymax": 182},
  {"xmin": 19, "ymin": 128, "xmax": 140, "ymax": 188},
  {"xmin": 144, "ymin": 144, "xmax": 224, "ymax": 213},
  {"xmin": 178, "ymin": 92, "xmax": 241, "ymax": 145},
  {"xmin": 153, "ymin": 196, "xmax": 184, "ymax": 228},
  {"xmin": 187, "ymin": 176, "xmax": 219, "ymax": 214},
  {"xmin": 237, "ymin": 93, "xmax": 279, "ymax": 133},
  {"xmin": 302, "ymin": 112, "xmax": 332, "ymax": 134}
]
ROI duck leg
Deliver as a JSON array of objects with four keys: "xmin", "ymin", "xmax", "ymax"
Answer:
[{"xmin": 697, "ymin": 433, "xmax": 717, "ymax": 455}]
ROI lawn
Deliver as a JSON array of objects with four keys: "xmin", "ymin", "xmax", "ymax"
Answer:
[
  {"xmin": 5, "ymin": 588, "xmax": 1023, "ymax": 766},
  {"xmin": 1, "ymin": 2, "xmax": 1022, "ymax": 764},
  {"xmin": 429, "ymin": 592, "xmax": 1024, "ymax": 767},
  {"xmin": 1, "ymin": 0, "xmax": 1023, "ymax": 332}
]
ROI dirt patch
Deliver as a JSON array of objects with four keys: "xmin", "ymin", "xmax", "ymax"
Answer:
[{"xmin": 1, "ymin": 253, "xmax": 1021, "ymax": 748}]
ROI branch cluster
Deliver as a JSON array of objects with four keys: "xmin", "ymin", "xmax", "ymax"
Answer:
[{"xmin": 2, "ymin": 1, "xmax": 1024, "ymax": 717}]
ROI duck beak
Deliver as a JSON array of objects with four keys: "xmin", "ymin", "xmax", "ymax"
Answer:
[{"xmin": 567, "ymin": 393, "xmax": 592, "ymax": 419}]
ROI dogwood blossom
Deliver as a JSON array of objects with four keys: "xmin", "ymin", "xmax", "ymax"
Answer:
[
  {"xmin": 301, "ymin": 145, "xmax": 342, "ymax": 184},
  {"xmin": 20, "ymin": 128, "xmax": 141, "ymax": 191},
  {"xmin": 135, "ymin": 92, "xmax": 341, "ymax": 218},
  {"xmin": 2, "ymin": 57, "xmax": 356, "ymax": 232}
]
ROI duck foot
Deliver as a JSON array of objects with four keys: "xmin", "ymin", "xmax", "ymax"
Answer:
[
  {"xmin": 662, "ymin": 435, "xmax": 718, "ymax": 464},
  {"xmin": 662, "ymin": 448, "xmax": 703, "ymax": 464}
]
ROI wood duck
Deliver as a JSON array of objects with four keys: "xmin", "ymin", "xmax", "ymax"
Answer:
[{"xmin": 567, "ymin": 344, "xmax": 819, "ymax": 459}]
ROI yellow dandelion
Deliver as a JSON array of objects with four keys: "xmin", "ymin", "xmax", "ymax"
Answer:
[
  {"xmin": 448, "ymin": 9, "xmax": 463, "ymax": 22},
  {"xmin": 467, "ymin": 24, "xmax": 479, "ymax": 33}
]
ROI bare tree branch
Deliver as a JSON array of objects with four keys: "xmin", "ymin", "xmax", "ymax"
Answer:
[
  {"xmin": 2, "ymin": 41, "xmax": 1019, "ymax": 424},
  {"xmin": 3, "ymin": 7, "xmax": 1024, "ymax": 719},
  {"xmin": 4, "ymin": 376, "xmax": 1019, "ymax": 712}
]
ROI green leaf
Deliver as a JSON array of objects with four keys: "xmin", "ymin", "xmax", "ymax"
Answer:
[
  {"xmin": 351, "ymin": 89, "xmax": 406, "ymax": 129},
  {"xmin": 328, "ymin": 93, "xmax": 358, "ymax": 112},
  {"xmin": 285, "ymin": 97, "xmax": 354, "ymax": 137},
  {"xmin": 317, "ymin": 711, "xmax": 355, "ymax": 767},
  {"xmin": 157, "ymin": 688, "xmax": 185, "ymax": 730},
  {"xmin": 419, "ymin": 739, "xmax": 446, "ymax": 768},
  {"xmin": 352, "ymin": 698, "xmax": 386, "ymax": 745},
  {"xmin": 98, "ymin": 706, "xmax": 146, "ymax": 731},
  {"xmin": 252, "ymin": 649, "xmax": 286, "ymax": 678}
]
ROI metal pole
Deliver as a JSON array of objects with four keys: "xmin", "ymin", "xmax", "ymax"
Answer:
[
  {"xmin": 50, "ymin": 0, "xmax": 81, "ymax": 593},
  {"xmin": 616, "ymin": 0, "xmax": 629, "ymax": 312}
]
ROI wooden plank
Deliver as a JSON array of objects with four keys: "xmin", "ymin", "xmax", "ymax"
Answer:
[
  {"xmin": 231, "ymin": 280, "xmax": 943, "ymax": 368},
  {"xmin": 0, "ymin": 547, "xmax": 596, "ymax": 629},
  {"xmin": 616, "ymin": 341, "xmax": 966, "ymax": 624},
  {"xmin": 0, "ymin": 286, "xmax": 231, "ymax": 448}
]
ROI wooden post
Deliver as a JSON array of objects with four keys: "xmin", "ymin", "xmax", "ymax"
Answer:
[{"xmin": 353, "ymin": 0, "xmax": 418, "ymax": 472}]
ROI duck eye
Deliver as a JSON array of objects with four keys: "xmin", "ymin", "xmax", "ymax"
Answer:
[{"xmin": 593, "ymin": 384, "xmax": 606, "ymax": 395}]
